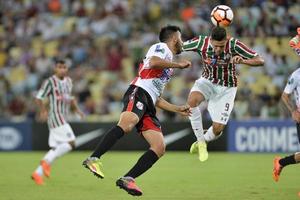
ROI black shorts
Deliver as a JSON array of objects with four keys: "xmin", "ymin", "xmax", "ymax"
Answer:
[
  {"xmin": 122, "ymin": 85, "xmax": 161, "ymax": 133},
  {"xmin": 296, "ymin": 123, "xmax": 300, "ymax": 144}
]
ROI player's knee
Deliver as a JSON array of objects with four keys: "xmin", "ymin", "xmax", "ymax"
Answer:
[
  {"xmin": 69, "ymin": 141, "xmax": 75, "ymax": 149},
  {"xmin": 213, "ymin": 125, "xmax": 225, "ymax": 136},
  {"xmin": 187, "ymin": 98, "xmax": 199, "ymax": 108},
  {"xmin": 151, "ymin": 142, "xmax": 165, "ymax": 158},
  {"xmin": 118, "ymin": 123, "xmax": 134, "ymax": 134}
]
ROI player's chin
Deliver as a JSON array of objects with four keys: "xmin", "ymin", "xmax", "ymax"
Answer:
[{"xmin": 176, "ymin": 49, "xmax": 183, "ymax": 55}]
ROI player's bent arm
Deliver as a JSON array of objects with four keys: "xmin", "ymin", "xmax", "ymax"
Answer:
[
  {"xmin": 281, "ymin": 92, "xmax": 296, "ymax": 114},
  {"xmin": 242, "ymin": 55, "xmax": 264, "ymax": 66},
  {"xmin": 149, "ymin": 56, "xmax": 190, "ymax": 69},
  {"xmin": 156, "ymin": 98, "xmax": 191, "ymax": 116},
  {"xmin": 35, "ymin": 98, "xmax": 47, "ymax": 113},
  {"xmin": 155, "ymin": 97, "xmax": 178, "ymax": 112},
  {"xmin": 71, "ymin": 98, "xmax": 85, "ymax": 118}
]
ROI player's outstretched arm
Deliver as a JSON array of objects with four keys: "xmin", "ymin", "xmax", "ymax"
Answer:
[
  {"xmin": 156, "ymin": 97, "xmax": 191, "ymax": 116},
  {"xmin": 71, "ymin": 98, "xmax": 85, "ymax": 119},
  {"xmin": 35, "ymin": 98, "xmax": 48, "ymax": 121},
  {"xmin": 149, "ymin": 56, "xmax": 191, "ymax": 69},
  {"xmin": 231, "ymin": 55, "xmax": 264, "ymax": 66},
  {"xmin": 281, "ymin": 92, "xmax": 300, "ymax": 123}
]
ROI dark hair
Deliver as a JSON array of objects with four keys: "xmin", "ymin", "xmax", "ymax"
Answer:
[
  {"xmin": 211, "ymin": 26, "xmax": 227, "ymax": 41},
  {"xmin": 55, "ymin": 59, "xmax": 66, "ymax": 65},
  {"xmin": 159, "ymin": 25, "xmax": 181, "ymax": 42}
]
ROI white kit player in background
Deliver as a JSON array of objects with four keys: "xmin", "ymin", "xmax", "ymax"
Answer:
[
  {"xmin": 273, "ymin": 27, "xmax": 300, "ymax": 185},
  {"xmin": 31, "ymin": 60, "xmax": 84, "ymax": 185}
]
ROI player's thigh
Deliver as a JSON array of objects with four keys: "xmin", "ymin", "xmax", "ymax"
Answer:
[
  {"xmin": 118, "ymin": 111, "xmax": 140, "ymax": 133},
  {"xmin": 188, "ymin": 91, "xmax": 205, "ymax": 107},
  {"xmin": 119, "ymin": 86, "xmax": 148, "ymax": 133},
  {"xmin": 212, "ymin": 121, "xmax": 226, "ymax": 134},
  {"xmin": 208, "ymin": 87, "xmax": 237, "ymax": 125},
  {"xmin": 142, "ymin": 130, "xmax": 165, "ymax": 157}
]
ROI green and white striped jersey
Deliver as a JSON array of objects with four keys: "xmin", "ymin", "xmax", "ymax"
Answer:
[
  {"xmin": 36, "ymin": 75, "xmax": 74, "ymax": 129},
  {"xmin": 183, "ymin": 35, "xmax": 257, "ymax": 87}
]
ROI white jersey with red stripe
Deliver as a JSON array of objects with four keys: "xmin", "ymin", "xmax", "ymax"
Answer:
[
  {"xmin": 284, "ymin": 68, "xmax": 300, "ymax": 111},
  {"xmin": 130, "ymin": 42, "xmax": 174, "ymax": 104}
]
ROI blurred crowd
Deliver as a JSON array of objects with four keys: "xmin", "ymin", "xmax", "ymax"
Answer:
[{"xmin": 0, "ymin": 0, "xmax": 299, "ymax": 122}]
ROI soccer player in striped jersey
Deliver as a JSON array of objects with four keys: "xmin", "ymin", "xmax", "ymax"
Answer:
[
  {"xmin": 273, "ymin": 28, "xmax": 300, "ymax": 184},
  {"xmin": 31, "ymin": 60, "xmax": 84, "ymax": 185},
  {"xmin": 182, "ymin": 27, "xmax": 264, "ymax": 161},
  {"xmin": 82, "ymin": 25, "xmax": 191, "ymax": 196}
]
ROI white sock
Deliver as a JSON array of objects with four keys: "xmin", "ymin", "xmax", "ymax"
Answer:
[
  {"xmin": 43, "ymin": 143, "xmax": 72, "ymax": 164},
  {"xmin": 189, "ymin": 107, "xmax": 205, "ymax": 142},
  {"xmin": 35, "ymin": 165, "xmax": 43, "ymax": 176},
  {"xmin": 204, "ymin": 126, "xmax": 222, "ymax": 142}
]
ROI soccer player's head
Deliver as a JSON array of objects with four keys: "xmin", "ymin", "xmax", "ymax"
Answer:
[
  {"xmin": 159, "ymin": 25, "xmax": 183, "ymax": 54},
  {"xmin": 210, "ymin": 26, "xmax": 227, "ymax": 56},
  {"xmin": 54, "ymin": 59, "xmax": 68, "ymax": 79}
]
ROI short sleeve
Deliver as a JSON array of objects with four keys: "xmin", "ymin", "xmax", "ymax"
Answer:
[
  {"xmin": 284, "ymin": 73, "xmax": 298, "ymax": 94},
  {"xmin": 145, "ymin": 43, "xmax": 169, "ymax": 59},
  {"xmin": 182, "ymin": 36, "xmax": 204, "ymax": 52},
  {"xmin": 232, "ymin": 39, "xmax": 258, "ymax": 59},
  {"xmin": 36, "ymin": 79, "xmax": 51, "ymax": 99}
]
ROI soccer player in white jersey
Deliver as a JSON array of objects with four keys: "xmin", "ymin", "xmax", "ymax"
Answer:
[
  {"xmin": 82, "ymin": 25, "xmax": 191, "ymax": 196},
  {"xmin": 273, "ymin": 28, "xmax": 300, "ymax": 183},
  {"xmin": 31, "ymin": 60, "xmax": 84, "ymax": 185},
  {"xmin": 182, "ymin": 27, "xmax": 264, "ymax": 161}
]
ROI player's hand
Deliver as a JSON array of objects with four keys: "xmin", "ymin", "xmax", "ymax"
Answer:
[
  {"xmin": 231, "ymin": 55, "xmax": 244, "ymax": 64},
  {"xmin": 176, "ymin": 104, "xmax": 192, "ymax": 116},
  {"xmin": 77, "ymin": 110, "xmax": 85, "ymax": 119},
  {"xmin": 39, "ymin": 109, "xmax": 48, "ymax": 121},
  {"xmin": 292, "ymin": 110, "xmax": 300, "ymax": 123},
  {"xmin": 177, "ymin": 60, "xmax": 192, "ymax": 69}
]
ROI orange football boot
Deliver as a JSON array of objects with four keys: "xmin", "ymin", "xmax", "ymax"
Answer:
[
  {"xmin": 41, "ymin": 160, "xmax": 51, "ymax": 178},
  {"xmin": 31, "ymin": 172, "xmax": 44, "ymax": 185},
  {"xmin": 273, "ymin": 156, "xmax": 282, "ymax": 182}
]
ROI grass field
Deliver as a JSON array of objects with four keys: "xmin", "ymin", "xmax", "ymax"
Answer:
[{"xmin": 0, "ymin": 151, "xmax": 299, "ymax": 200}]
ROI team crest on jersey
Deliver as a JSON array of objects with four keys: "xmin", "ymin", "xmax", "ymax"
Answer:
[
  {"xmin": 136, "ymin": 101, "xmax": 144, "ymax": 110},
  {"xmin": 155, "ymin": 45, "xmax": 165, "ymax": 54}
]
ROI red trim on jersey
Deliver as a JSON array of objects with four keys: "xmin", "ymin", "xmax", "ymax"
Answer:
[
  {"xmin": 55, "ymin": 90, "xmax": 64, "ymax": 124},
  {"xmin": 236, "ymin": 41, "xmax": 256, "ymax": 55},
  {"xmin": 52, "ymin": 77, "xmax": 64, "ymax": 125},
  {"xmin": 139, "ymin": 68, "xmax": 164, "ymax": 79},
  {"xmin": 131, "ymin": 77, "xmax": 138, "ymax": 85},
  {"xmin": 223, "ymin": 41, "xmax": 230, "ymax": 86},
  {"xmin": 202, "ymin": 37, "xmax": 210, "ymax": 60},
  {"xmin": 126, "ymin": 87, "xmax": 137, "ymax": 111},
  {"xmin": 140, "ymin": 115, "xmax": 161, "ymax": 132}
]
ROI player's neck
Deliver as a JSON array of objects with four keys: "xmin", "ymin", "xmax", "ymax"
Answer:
[
  {"xmin": 54, "ymin": 74, "xmax": 65, "ymax": 80},
  {"xmin": 166, "ymin": 42, "xmax": 176, "ymax": 55}
]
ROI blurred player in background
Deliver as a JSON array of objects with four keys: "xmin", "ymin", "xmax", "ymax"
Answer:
[
  {"xmin": 273, "ymin": 28, "xmax": 300, "ymax": 182},
  {"xmin": 82, "ymin": 25, "xmax": 191, "ymax": 196},
  {"xmin": 31, "ymin": 60, "xmax": 84, "ymax": 185},
  {"xmin": 182, "ymin": 27, "xmax": 264, "ymax": 161}
]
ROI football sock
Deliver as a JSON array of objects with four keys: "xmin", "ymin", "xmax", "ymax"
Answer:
[
  {"xmin": 204, "ymin": 126, "xmax": 222, "ymax": 142},
  {"xmin": 91, "ymin": 126, "xmax": 124, "ymax": 158},
  {"xmin": 124, "ymin": 149, "xmax": 159, "ymax": 179},
  {"xmin": 43, "ymin": 143, "xmax": 72, "ymax": 164},
  {"xmin": 279, "ymin": 154, "xmax": 297, "ymax": 167},
  {"xmin": 189, "ymin": 107, "xmax": 205, "ymax": 142},
  {"xmin": 35, "ymin": 165, "xmax": 44, "ymax": 176}
]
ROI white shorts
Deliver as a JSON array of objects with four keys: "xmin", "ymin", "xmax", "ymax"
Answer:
[
  {"xmin": 49, "ymin": 123, "xmax": 75, "ymax": 148},
  {"xmin": 190, "ymin": 77, "xmax": 237, "ymax": 124}
]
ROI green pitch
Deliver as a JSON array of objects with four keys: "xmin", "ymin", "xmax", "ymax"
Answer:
[{"xmin": 0, "ymin": 152, "xmax": 299, "ymax": 200}]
